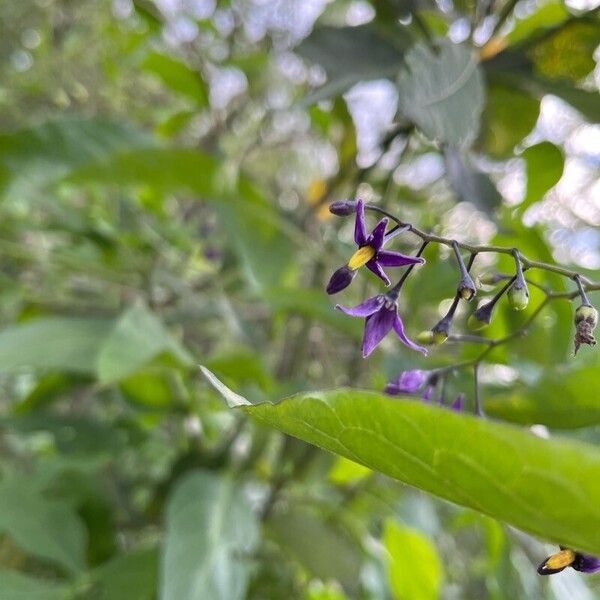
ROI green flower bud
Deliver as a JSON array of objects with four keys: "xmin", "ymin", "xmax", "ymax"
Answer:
[
  {"xmin": 468, "ymin": 303, "xmax": 493, "ymax": 331},
  {"xmin": 416, "ymin": 330, "xmax": 435, "ymax": 345},
  {"xmin": 458, "ymin": 274, "xmax": 477, "ymax": 301},
  {"xmin": 478, "ymin": 273, "xmax": 503, "ymax": 286},
  {"xmin": 508, "ymin": 282, "xmax": 529, "ymax": 311}
]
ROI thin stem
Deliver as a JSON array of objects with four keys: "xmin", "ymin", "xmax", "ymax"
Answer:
[
  {"xmin": 492, "ymin": 0, "xmax": 520, "ymax": 36},
  {"xmin": 474, "ymin": 363, "xmax": 483, "ymax": 417},
  {"xmin": 574, "ymin": 274, "xmax": 592, "ymax": 306},
  {"xmin": 363, "ymin": 203, "xmax": 600, "ymax": 290},
  {"xmin": 390, "ymin": 241, "xmax": 429, "ymax": 294}
]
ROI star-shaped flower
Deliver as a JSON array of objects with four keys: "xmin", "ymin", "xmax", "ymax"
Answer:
[{"xmin": 327, "ymin": 200, "xmax": 424, "ymax": 294}]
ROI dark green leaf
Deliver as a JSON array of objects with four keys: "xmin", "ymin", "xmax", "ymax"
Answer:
[
  {"xmin": 397, "ymin": 41, "xmax": 485, "ymax": 148},
  {"xmin": 296, "ymin": 25, "xmax": 405, "ymax": 103},
  {"xmin": 160, "ymin": 470, "xmax": 260, "ymax": 600},
  {"xmin": 444, "ymin": 149, "xmax": 502, "ymax": 214},
  {"xmin": 520, "ymin": 142, "xmax": 563, "ymax": 211},
  {"xmin": 0, "ymin": 473, "xmax": 86, "ymax": 573}
]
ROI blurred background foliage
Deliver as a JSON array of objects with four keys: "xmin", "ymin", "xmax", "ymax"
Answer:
[{"xmin": 0, "ymin": 0, "xmax": 599, "ymax": 598}]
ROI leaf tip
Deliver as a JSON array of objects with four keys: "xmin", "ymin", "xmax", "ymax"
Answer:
[{"xmin": 199, "ymin": 365, "xmax": 251, "ymax": 408}]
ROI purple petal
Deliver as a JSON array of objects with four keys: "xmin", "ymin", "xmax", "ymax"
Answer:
[
  {"xmin": 450, "ymin": 394, "xmax": 465, "ymax": 412},
  {"xmin": 326, "ymin": 265, "xmax": 356, "ymax": 295},
  {"xmin": 384, "ymin": 383, "xmax": 401, "ymax": 396},
  {"xmin": 354, "ymin": 199, "xmax": 367, "ymax": 246},
  {"xmin": 394, "ymin": 370, "xmax": 427, "ymax": 394},
  {"xmin": 362, "ymin": 306, "xmax": 396, "ymax": 357},
  {"xmin": 393, "ymin": 315, "xmax": 428, "ymax": 355},
  {"xmin": 421, "ymin": 385, "xmax": 434, "ymax": 402},
  {"xmin": 574, "ymin": 554, "xmax": 600, "ymax": 574},
  {"xmin": 365, "ymin": 260, "xmax": 390, "ymax": 286},
  {"xmin": 367, "ymin": 218, "xmax": 388, "ymax": 251},
  {"xmin": 377, "ymin": 250, "xmax": 426, "ymax": 268},
  {"xmin": 336, "ymin": 295, "xmax": 384, "ymax": 318}
]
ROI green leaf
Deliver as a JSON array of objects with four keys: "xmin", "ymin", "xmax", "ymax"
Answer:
[
  {"xmin": 520, "ymin": 142, "xmax": 564, "ymax": 210},
  {"xmin": 160, "ymin": 470, "xmax": 260, "ymax": 600},
  {"xmin": 0, "ymin": 317, "xmax": 112, "ymax": 375},
  {"xmin": 529, "ymin": 20, "xmax": 600, "ymax": 82},
  {"xmin": 444, "ymin": 149, "xmax": 502, "ymax": 214},
  {"xmin": 478, "ymin": 84, "xmax": 539, "ymax": 158},
  {"xmin": 397, "ymin": 41, "xmax": 485, "ymax": 148},
  {"xmin": 0, "ymin": 473, "xmax": 86, "ymax": 573},
  {"xmin": 0, "ymin": 570, "xmax": 70, "ymax": 600},
  {"xmin": 384, "ymin": 521, "xmax": 442, "ymax": 600},
  {"xmin": 96, "ymin": 303, "xmax": 192, "ymax": 384},
  {"xmin": 203, "ymin": 373, "xmax": 600, "ymax": 555},
  {"xmin": 142, "ymin": 52, "xmax": 207, "ymax": 105},
  {"xmin": 296, "ymin": 25, "xmax": 405, "ymax": 103},
  {"xmin": 268, "ymin": 506, "xmax": 363, "ymax": 589},
  {"xmin": 486, "ymin": 366, "xmax": 600, "ymax": 428},
  {"xmin": 89, "ymin": 548, "xmax": 158, "ymax": 600},
  {"xmin": 0, "ymin": 117, "xmax": 152, "ymax": 200},
  {"xmin": 506, "ymin": 2, "xmax": 569, "ymax": 45}
]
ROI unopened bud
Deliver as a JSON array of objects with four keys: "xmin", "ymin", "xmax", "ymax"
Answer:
[
  {"xmin": 574, "ymin": 304, "xmax": 598, "ymax": 354},
  {"xmin": 416, "ymin": 330, "xmax": 435, "ymax": 345},
  {"xmin": 458, "ymin": 275, "xmax": 477, "ymax": 301},
  {"xmin": 326, "ymin": 265, "xmax": 356, "ymax": 295},
  {"xmin": 329, "ymin": 200, "xmax": 357, "ymax": 216},
  {"xmin": 478, "ymin": 273, "xmax": 504, "ymax": 286},
  {"xmin": 508, "ymin": 281, "xmax": 529, "ymax": 311},
  {"xmin": 468, "ymin": 303, "xmax": 493, "ymax": 331},
  {"xmin": 431, "ymin": 317, "xmax": 451, "ymax": 345}
]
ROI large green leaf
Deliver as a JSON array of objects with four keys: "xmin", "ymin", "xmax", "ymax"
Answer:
[
  {"xmin": 203, "ymin": 372, "xmax": 600, "ymax": 555},
  {"xmin": 160, "ymin": 470, "xmax": 260, "ymax": 600},
  {"xmin": 384, "ymin": 521, "xmax": 442, "ymax": 600},
  {"xmin": 0, "ymin": 317, "xmax": 112, "ymax": 375},
  {"xmin": 520, "ymin": 142, "xmax": 564, "ymax": 210},
  {"xmin": 96, "ymin": 303, "xmax": 192, "ymax": 384},
  {"xmin": 397, "ymin": 41, "xmax": 485, "ymax": 148},
  {"xmin": 486, "ymin": 365, "xmax": 600, "ymax": 428},
  {"xmin": 0, "ymin": 473, "xmax": 87, "ymax": 573},
  {"xmin": 0, "ymin": 117, "xmax": 152, "ymax": 200},
  {"xmin": 296, "ymin": 25, "xmax": 405, "ymax": 103},
  {"xmin": 0, "ymin": 571, "xmax": 70, "ymax": 600}
]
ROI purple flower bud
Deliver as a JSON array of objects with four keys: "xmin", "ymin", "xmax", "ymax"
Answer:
[
  {"xmin": 458, "ymin": 274, "xmax": 477, "ymax": 301},
  {"xmin": 326, "ymin": 265, "xmax": 356, "ymax": 295},
  {"xmin": 538, "ymin": 548, "xmax": 600, "ymax": 576},
  {"xmin": 329, "ymin": 200, "xmax": 357, "ymax": 216}
]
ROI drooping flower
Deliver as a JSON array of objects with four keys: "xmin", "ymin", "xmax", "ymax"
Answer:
[
  {"xmin": 326, "ymin": 200, "xmax": 424, "ymax": 294},
  {"xmin": 384, "ymin": 369, "xmax": 427, "ymax": 395},
  {"xmin": 336, "ymin": 293, "xmax": 427, "ymax": 358},
  {"xmin": 538, "ymin": 548, "xmax": 600, "ymax": 575}
]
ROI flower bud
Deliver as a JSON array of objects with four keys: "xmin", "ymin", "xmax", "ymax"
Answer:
[
  {"xmin": 574, "ymin": 304, "xmax": 598, "ymax": 354},
  {"xmin": 431, "ymin": 317, "xmax": 451, "ymax": 345},
  {"xmin": 416, "ymin": 330, "xmax": 435, "ymax": 345},
  {"xmin": 508, "ymin": 281, "xmax": 529, "ymax": 311},
  {"xmin": 478, "ymin": 273, "xmax": 503, "ymax": 286},
  {"xmin": 468, "ymin": 303, "xmax": 493, "ymax": 330},
  {"xmin": 326, "ymin": 265, "xmax": 356, "ymax": 295},
  {"xmin": 329, "ymin": 200, "xmax": 357, "ymax": 216},
  {"xmin": 458, "ymin": 274, "xmax": 477, "ymax": 301}
]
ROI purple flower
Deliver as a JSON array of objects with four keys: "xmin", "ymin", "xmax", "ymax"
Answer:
[
  {"xmin": 538, "ymin": 548, "xmax": 600, "ymax": 575},
  {"xmin": 385, "ymin": 369, "xmax": 427, "ymax": 395},
  {"xmin": 336, "ymin": 293, "xmax": 427, "ymax": 358},
  {"xmin": 326, "ymin": 200, "xmax": 424, "ymax": 294}
]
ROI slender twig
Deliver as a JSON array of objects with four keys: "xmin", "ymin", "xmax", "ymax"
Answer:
[
  {"xmin": 474, "ymin": 363, "xmax": 483, "ymax": 417},
  {"xmin": 364, "ymin": 204, "xmax": 600, "ymax": 290}
]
